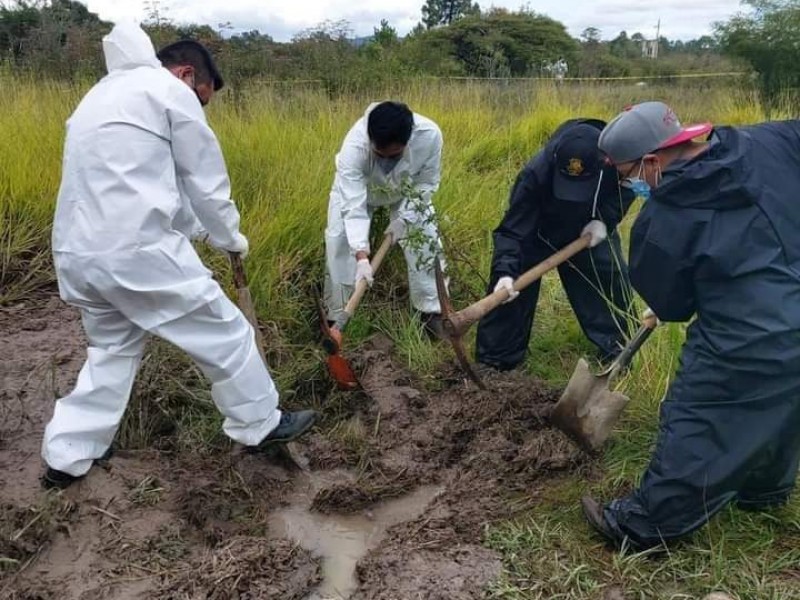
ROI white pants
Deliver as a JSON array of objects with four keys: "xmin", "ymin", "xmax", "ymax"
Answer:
[
  {"xmin": 43, "ymin": 250, "xmax": 281, "ymax": 477},
  {"xmin": 323, "ymin": 198, "xmax": 444, "ymax": 320}
]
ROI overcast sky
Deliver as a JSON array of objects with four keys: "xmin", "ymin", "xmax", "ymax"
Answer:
[{"xmin": 83, "ymin": 0, "xmax": 746, "ymax": 42}]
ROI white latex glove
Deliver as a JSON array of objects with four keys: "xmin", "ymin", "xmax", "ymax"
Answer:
[
  {"xmin": 581, "ymin": 220, "xmax": 608, "ymax": 248},
  {"xmin": 201, "ymin": 231, "xmax": 249, "ymax": 259},
  {"xmin": 355, "ymin": 258, "xmax": 374, "ymax": 287},
  {"xmin": 642, "ymin": 307, "xmax": 661, "ymax": 327},
  {"xmin": 494, "ymin": 276, "xmax": 519, "ymax": 304},
  {"xmin": 226, "ymin": 232, "xmax": 250, "ymax": 259},
  {"xmin": 385, "ymin": 219, "xmax": 406, "ymax": 245}
]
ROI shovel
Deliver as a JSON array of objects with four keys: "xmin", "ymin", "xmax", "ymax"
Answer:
[
  {"xmin": 229, "ymin": 252, "xmax": 307, "ymax": 471},
  {"xmin": 550, "ymin": 311, "xmax": 659, "ymax": 454},
  {"xmin": 319, "ymin": 232, "xmax": 394, "ymax": 390},
  {"xmin": 435, "ymin": 232, "xmax": 597, "ymax": 389},
  {"xmin": 230, "ymin": 252, "xmax": 268, "ymax": 366}
]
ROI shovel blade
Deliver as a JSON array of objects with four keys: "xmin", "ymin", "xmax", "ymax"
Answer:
[
  {"xmin": 327, "ymin": 353, "xmax": 359, "ymax": 391},
  {"xmin": 551, "ymin": 358, "xmax": 630, "ymax": 454}
]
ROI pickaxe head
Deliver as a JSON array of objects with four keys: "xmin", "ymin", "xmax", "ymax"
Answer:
[{"xmin": 434, "ymin": 258, "xmax": 486, "ymax": 390}]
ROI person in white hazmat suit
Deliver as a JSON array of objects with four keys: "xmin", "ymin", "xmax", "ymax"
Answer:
[
  {"xmin": 324, "ymin": 101, "xmax": 447, "ymax": 337},
  {"xmin": 41, "ymin": 22, "xmax": 317, "ymax": 490}
]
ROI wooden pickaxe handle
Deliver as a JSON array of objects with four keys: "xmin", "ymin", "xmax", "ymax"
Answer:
[
  {"xmin": 448, "ymin": 233, "xmax": 593, "ymax": 334},
  {"xmin": 334, "ymin": 232, "xmax": 394, "ymax": 331},
  {"xmin": 230, "ymin": 252, "xmax": 268, "ymax": 367}
]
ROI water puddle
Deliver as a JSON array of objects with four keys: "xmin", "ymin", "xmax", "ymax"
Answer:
[{"xmin": 269, "ymin": 471, "xmax": 441, "ymax": 600}]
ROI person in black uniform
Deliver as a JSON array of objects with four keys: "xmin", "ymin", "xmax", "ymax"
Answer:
[{"xmin": 475, "ymin": 119, "xmax": 636, "ymax": 370}]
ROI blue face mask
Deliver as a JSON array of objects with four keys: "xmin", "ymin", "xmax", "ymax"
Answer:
[
  {"xmin": 628, "ymin": 178, "xmax": 651, "ymax": 202},
  {"xmin": 621, "ymin": 161, "xmax": 653, "ymax": 202}
]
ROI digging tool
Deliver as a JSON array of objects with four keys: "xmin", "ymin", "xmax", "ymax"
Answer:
[
  {"xmin": 229, "ymin": 252, "xmax": 306, "ymax": 471},
  {"xmin": 550, "ymin": 311, "xmax": 659, "ymax": 454},
  {"xmin": 435, "ymin": 232, "xmax": 597, "ymax": 389},
  {"xmin": 319, "ymin": 232, "xmax": 394, "ymax": 390},
  {"xmin": 230, "ymin": 252, "xmax": 268, "ymax": 366}
]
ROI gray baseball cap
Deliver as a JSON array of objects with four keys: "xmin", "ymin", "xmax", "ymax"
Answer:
[{"xmin": 598, "ymin": 101, "xmax": 712, "ymax": 164}]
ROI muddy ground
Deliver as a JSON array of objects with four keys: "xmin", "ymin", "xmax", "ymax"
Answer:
[{"xmin": 0, "ymin": 295, "xmax": 591, "ymax": 599}]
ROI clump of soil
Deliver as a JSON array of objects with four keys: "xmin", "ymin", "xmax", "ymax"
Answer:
[
  {"xmin": 159, "ymin": 537, "xmax": 320, "ymax": 599},
  {"xmin": 0, "ymin": 495, "xmax": 77, "ymax": 572},
  {"xmin": 311, "ymin": 468, "xmax": 417, "ymax": 514}
]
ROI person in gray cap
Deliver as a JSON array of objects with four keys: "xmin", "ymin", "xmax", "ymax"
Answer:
[
  {"xmin": 475, "ymin": 119, "xmax": 635, "ymax": 371},
  {"xmin": 581, "ymin": 101, "xmax": 800, "ymax": 551}
]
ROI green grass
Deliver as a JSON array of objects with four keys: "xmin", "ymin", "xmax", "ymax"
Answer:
[{"xmin": 2, "ymin": 74, "xmax": 799, "ymax": 598}]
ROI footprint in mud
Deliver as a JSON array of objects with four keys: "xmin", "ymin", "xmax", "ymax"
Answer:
[{"xmin": 269, "ymin": 471, "xmax": 442, "ymax": 600}]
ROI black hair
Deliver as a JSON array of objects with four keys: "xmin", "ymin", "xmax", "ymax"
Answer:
[
  {"xmin": 156, "ymin": 39, "xmax": 224, "ymax": 91},
  {"xmin": 367, "ymin": 101, "xmax": 414, "ymax": 149}
]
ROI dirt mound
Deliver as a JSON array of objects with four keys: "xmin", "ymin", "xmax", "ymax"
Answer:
[
  {"xmin": 159, "ymin": 537, "xmax": 320, "ymax": 599},
  {"xmin": 308, "ymin": 336, "xmax": 591, "ymax": 598}
]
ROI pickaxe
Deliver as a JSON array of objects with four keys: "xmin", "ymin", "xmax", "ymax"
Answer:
[{"xmin": 435, "ymin": 224, "xmax": 607, "ymax": 388}]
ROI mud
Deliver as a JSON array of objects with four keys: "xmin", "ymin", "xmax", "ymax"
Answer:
[
  {"xmin": 330, "ymin": 337, "xmax": 589, "ymax": 599},
  {"xmin": 270, "ymin": 472, "xmax": 442, "ymax": 599},
  {"xmin": 0, "ymin": 296, "xmax": 590, "ymax": 599}
]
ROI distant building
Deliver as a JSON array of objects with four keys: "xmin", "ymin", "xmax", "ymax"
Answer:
[
  {"xmin": 641, "ymin": 19, "xmax": 661, "ymax": 59},
  {"xmin": 642, "ymin": 39, "xmax": 659, "ymax": 59}
]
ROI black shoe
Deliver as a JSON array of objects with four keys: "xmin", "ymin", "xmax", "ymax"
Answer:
[
  {"xmin": 40, "ymin": 446, "xmax": 115, "ymax": 490},
  {"xmin": 581, "ymin": 496, "xmax": 617, "ymax": 545},
  {"xmin": 421, "ymin": 313, "xmax": 447, "ymax": 341},
  {"xmin": 258, "ymin": 410, "xmax": 318, "ymax": 446},
  {"xmin": 41, "ymin": 468, "xmax": 80, "ymax": 490}
]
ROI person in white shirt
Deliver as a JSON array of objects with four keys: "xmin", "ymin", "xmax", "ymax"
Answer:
[{"xmin": 323, "ymin": 101, "xmax": 446, "ymax": 337}]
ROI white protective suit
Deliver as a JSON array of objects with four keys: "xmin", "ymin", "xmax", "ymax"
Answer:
[
  {"xmin": 43, "ymin": 22, "xmax": 281, "ymax": 477},
  {"xmin": 324, "ymin": 104, "xmax": 445, "ymax": 320}
]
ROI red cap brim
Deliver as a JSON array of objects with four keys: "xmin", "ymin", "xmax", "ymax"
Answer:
[{"xmin": 658, "ymin": 122, "xmax": 713, "ymax": 150}]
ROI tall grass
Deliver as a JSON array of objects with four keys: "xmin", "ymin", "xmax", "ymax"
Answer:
[{"xmin": 2, "ymin": 74, "xmax": 798, "ymax": 597}]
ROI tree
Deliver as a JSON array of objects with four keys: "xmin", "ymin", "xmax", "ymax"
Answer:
[
  {"xmin": 373, "ymin": 19, "xmax": 397, "ymax": 47},
  {"xmin": 0, "ymin": 0, "xmax": 109, "ymax": 76},
  {"xmin": 143, "ymin": 0, "xmax": 171, "ymax": 28},
  {"xmin": 717, "ymin": 0, "xmax": 800, "ymax": 100},
  {"xmin": 580, "ymin": 26, "xmax": 601, "ymax": 44},
  {"xmin": 0, "ymin": 1, "xmax": 41, "ymax": 61},
  {"xmin": 421, "ymin": 0, "xmax": 480, "ymax": 29},
  {"xmin": 609, "ymin": 30, "xmax": 641, "ymax": 59},
  {"xmin": 437, "ymin": 10, "xmax": 578, "ymax": 76}
]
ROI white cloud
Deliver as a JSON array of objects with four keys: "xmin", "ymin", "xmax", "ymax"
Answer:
[{"xmin": 83, "ymin": 0, "xmax": 744, "ymax": 41}]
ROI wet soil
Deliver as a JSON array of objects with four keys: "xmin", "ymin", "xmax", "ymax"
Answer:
[{"xmin": 0, "ymin": 295, "xmax": 590, "ymax": 599}]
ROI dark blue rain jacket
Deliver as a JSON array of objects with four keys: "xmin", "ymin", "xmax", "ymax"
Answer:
[{"xmin": 605, "ymin": 122, "xmax": 800, "ymax": 548}]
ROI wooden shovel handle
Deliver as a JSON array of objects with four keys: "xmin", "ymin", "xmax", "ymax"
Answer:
[
  {"xmin": 343, "ymin": 232, "xmax": 394, "ymax": 316},
  {"xmin": 229, "ymin": 252, "xmax": 268, "ymax": 367},
  {"xmin": 230, "ymin": 252, "xmax": 247, "ymax": 289},
  {"xmin": 515, "ymin": 234, "xmax": 592, "ymax": 292},
  {"xmin": 450, "ymin": 233, "xmax": 592, "ymax": 332}
]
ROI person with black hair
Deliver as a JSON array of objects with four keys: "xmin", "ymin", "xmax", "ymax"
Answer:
[
  {"xmin": 324, "ymin": 101, "xmax": 446, "ymax": 337},
  {"xmin": 41, "ymin": 22, "xmax": 316, "ymax": 490},
  {"xmin": 156, "ymin": 39, "xmax": 224, "ymax": 106}
]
